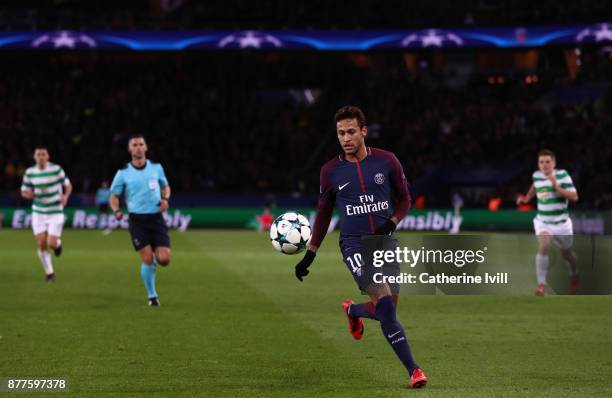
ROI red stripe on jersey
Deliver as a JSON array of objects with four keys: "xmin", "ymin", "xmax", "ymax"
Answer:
[
  {"xmin": 355, "ymin": 160, "xmax": 375, "ymax": 234},
  {"xmin": 355, "ymin": 160, "xmax": 367, "ymax": 192}
]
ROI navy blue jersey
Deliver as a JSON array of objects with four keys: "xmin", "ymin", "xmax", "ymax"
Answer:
[{"xmin": 310, "ymin": 147, "xmax": 411, "ymax": 248}]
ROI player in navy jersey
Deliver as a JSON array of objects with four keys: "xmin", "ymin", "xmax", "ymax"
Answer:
[{"xmin": 294, "ymin": 106, "xmax": 428, "ymax": 388}]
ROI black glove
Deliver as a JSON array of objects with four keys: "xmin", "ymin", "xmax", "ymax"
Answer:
[
  {"xmin": 295, "ymin": 250, "xmax": 316, "ymax": 282},
  {"xmin": 374, "ymin": 219, "xmax": 396, "ymax": 235}
]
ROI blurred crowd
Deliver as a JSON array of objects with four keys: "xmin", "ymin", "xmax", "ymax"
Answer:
[
  {"xmin": 0, "ymin": 50, "xmax": 611, "ymax": 209},
  {"xmin": 1, "ymin": 0, "xmax": 609, "ymax": 30}
]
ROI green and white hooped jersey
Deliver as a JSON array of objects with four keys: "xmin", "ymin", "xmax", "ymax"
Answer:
[
  {"xmin": 532, "ymin": 169, "xmax": 576, "ymax": 224},
  {"xmin": 21, "ymin": 163, "xmax": 70, "ymax": 215}
]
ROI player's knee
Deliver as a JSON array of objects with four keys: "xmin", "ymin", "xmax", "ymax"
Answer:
[
  {"xmin": 156, "ymin": 249, "xmax": 171, "ymax": 266},
  {"xmin": 141, "ymin": 253, "xmax": 154, "ymax": 265},
  {"xmin": 538, "ymin": 232, "xmax": 550, "ymax": 241},
  {"xmin": 36, "ymin": 237, "xmax": 47, "ymax": 250},
  {"xmin": 365, "ymin": 282, "xmax": 390, "ymax": 299},
  {"xmin": 537, "ymin": 239, "xmax": 550, "ymax": 253}
]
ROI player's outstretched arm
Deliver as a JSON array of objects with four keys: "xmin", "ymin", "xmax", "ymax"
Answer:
[
  {"xmin": 59, "ymin": 168, "xmax": 72, "ymax": 206},
  {"xmin": 159, "ymin": 185, "xmax": 171, "ymax": 212},
  {"xmin": 109, "ymin": 170, "xmax": 125, "ymax": 220},
  {"xmin": 517, "ymin": 184, "xmax": 535, "ymax": 205},
  {"xmin": 295, "ymin": 250, "xmax": 316, "ymax": 282},
  {"xmin": 109, "ymin": 193, "xmax": 123, "ymax": 220},
  {"xmin": 295, "ymin": 165, "xmax": 335, "ymax": 282},
  {"xmin": 295, "ymin": 202, "xmax": 332, "ymax": 281},
  {"xmin": 61, "ymin": 182, "xmax": 72, "ymax": 206},
  {"xmin": 20, "ymin": 174, "xmax": 34, "ymax": 200},
  {"xmin": 158, "ymin": 164, "xmax": 171, "ymax": 212}
]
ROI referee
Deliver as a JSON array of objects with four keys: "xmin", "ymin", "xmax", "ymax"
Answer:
[{"xmin": 109, "ymin": 134, "xmax": 171, "ymax": 306}]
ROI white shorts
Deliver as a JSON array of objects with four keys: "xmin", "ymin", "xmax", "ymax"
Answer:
[
  {"xmin": 533, "ymin": 217, "xmax": 573, "ymax": 250},
  {"xmin": 32, "ymin": 213, "xmax": 65, "ymax": 237}
]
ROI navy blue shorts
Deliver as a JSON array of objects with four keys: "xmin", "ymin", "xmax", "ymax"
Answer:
[
  {"xmin": 128, "ymin": 213, "xmax": 171, "ymax": 251},
  {"xmin": 340, "ymin": 236, "xmax": 400, "ymax": 294}
]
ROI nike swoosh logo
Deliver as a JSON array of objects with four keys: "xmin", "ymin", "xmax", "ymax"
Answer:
[
  {"xmin": 338, "ymin": 182, "xmax": 350, "ymax": 191},
  {"xmin": 387, "ymin": 331, "xmax": 401, "ymax": 339}
]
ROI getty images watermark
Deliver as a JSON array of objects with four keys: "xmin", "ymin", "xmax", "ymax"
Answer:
[
  {"xmin": 368, "ymin": 243, "xmax": 508, "ymax": 285},
  {"xmin": 359, "ymin": 234, "xmax": 612, "ymax": 295}
]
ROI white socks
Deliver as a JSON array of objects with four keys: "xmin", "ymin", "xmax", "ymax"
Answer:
[
  {"xmin": 37, "ymin": 249, "xmax": 54, "ymax": 275},
  {"xmin": 536, "ymin": 254, "xmax": 549, "ymax": 285}
]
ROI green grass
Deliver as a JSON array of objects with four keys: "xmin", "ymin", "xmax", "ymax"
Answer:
[{"xmin": 1, "ymin": 229, "xmax": 611, "ymax": 397}]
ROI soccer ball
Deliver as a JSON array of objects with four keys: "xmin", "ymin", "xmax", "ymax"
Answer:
[{"xmin": 269, "ymin": 212, "xmax": 311, "ymax": 254}]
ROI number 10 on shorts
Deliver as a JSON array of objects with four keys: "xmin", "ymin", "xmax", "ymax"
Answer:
[{"xmin": 346, "ymin": 253, "xmax": 363, "ymax": 273}]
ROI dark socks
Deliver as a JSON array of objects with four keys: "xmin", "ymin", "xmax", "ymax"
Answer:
[
  {"xmin": 348, "ymin": 301, "xmax": 378, "ymax": 320},
  {"xmin": 375, "ymin": 295, "xmax": 418, "ymax": 375}
]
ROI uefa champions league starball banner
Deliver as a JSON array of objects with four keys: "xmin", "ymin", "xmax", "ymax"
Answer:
[{"xmin": 0, "ymin": 23, "xmax": 611, "ymax": 50}]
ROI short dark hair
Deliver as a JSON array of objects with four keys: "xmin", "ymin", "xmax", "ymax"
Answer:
[
  {"xmin": 128, "ymin": 134, "xmax": 146, "ymax": 143},
  {"xmin": 334, "ymin": 105, "xmax": 366, "ymax": 129},
  {"xmin": 34, "ymin": 145, "xmax": 48, "ymax": 152},
  {"xmin": 538, "ymin": 149, "xmax": 555, "ymax": 159}
]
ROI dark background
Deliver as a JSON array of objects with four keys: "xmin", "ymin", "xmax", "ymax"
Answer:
[{"xmin": 1, "ymin": 1, "xmax": 611, "ymax": 209}]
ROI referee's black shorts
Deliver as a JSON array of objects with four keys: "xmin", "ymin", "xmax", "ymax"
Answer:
[{"xmin": 128, "ymin": 213, "xmax": 171, "ymax": 251}]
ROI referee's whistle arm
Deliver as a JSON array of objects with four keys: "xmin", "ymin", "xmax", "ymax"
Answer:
[{"xmin": 109, "ymin": 193, "xmax": 123, "ymax": 220}]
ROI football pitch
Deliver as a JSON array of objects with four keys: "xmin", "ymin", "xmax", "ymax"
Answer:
[{"xmin": 1, "ymin": 229, "xmax": 611, "ymax": 397}]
